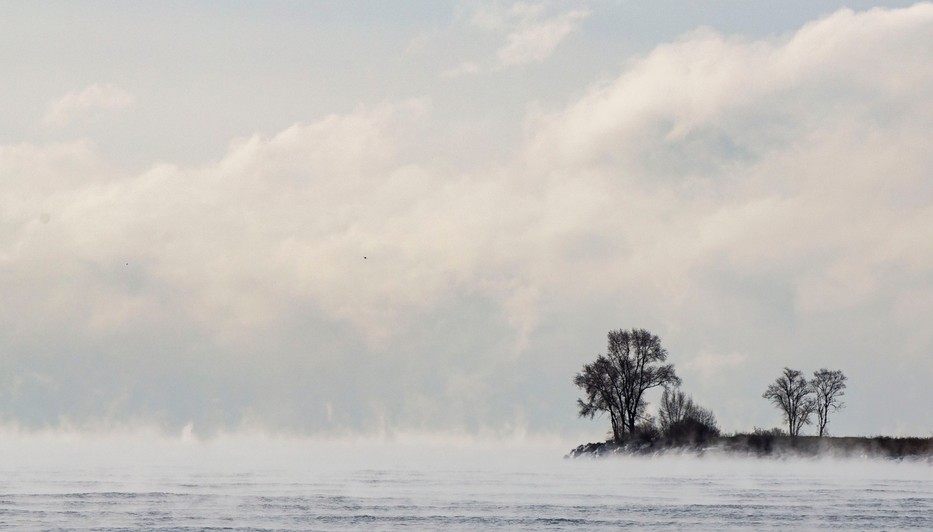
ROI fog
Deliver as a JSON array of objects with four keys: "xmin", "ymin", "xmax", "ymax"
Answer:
[
  {"xmin": 0, "ymin": 427, "xmax": 567, "ymax": 473},
  {"xmin": 2, "ymin": 429, "xmax": 929, "ymax": 529},
  {"xmin": 3, "ymin": 427, "xmax": 929, "ymax": 473}
]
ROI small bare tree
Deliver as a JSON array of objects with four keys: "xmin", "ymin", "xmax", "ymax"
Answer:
[
  {"xmin": 762, "ymin": 367, "xmax": 815, "ymax": 437},
  {"xmin": 659, "ymin": 386, "xmax": 719, "ymax": 442},
  {"xmin": 811, "ymin": 369, "xmax": 847, "ymax": 437},
  {"xmin": 658, "ymin": 387, "xmax": 691, "ymax": 433}
]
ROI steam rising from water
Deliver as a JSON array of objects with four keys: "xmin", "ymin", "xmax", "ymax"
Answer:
[
  {"xmin": 0, "ymin": 427, "xmax": 570, "ymax": 471},
  {"xmin": 1, "ymin": 429, "xmax": 930, "ymax": 529}
]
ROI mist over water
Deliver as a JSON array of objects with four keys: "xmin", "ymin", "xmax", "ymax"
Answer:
[{"xmin": 1, "ymin": 431, "xmax": 930, "ymax": 529}]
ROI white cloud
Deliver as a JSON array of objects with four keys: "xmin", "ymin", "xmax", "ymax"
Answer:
[
  {"xmin": 40, "ymin": 84, "xmax": 135, "ymax": 129},
  {"xmin": 442, "ymin": 61, "xmax": 481, "ymax": 78},
  {"xmin": 449, "ymin": 3, "xmax": 590, "ymax": 73},
  {"xmin": 470, "ymin": 3, "xmax": 546, "ymax": 32},
  {"xmin": 2, "ymin": 4, "xmax": 932, "ymax": 435},
  {"xmin": 497, "ymin": 8, "xmax": 590, "ymax": 67}
]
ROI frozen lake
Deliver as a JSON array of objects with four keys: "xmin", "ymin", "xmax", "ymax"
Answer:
[{"xmin": 1, "ymin": 433, "xmax": 930, "ymax": 530}]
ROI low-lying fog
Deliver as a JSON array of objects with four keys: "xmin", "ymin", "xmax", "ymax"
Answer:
[
  {"xmin": 3, "ymin": 427, "xmax": 930, "ymax": 473},
  {"xmin": 2, "ymin": 429, "xmax": 930, "ymax": 529}
]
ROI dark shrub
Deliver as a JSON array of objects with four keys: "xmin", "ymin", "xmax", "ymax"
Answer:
[
  {"xmin": 634, "ymin": 420, "xmax": 661, "ymax": 444},
  {"xmin": 667, "ymin": 417, "xmax": 720, "ymax": 445}
]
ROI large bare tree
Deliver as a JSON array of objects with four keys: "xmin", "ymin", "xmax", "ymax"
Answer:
[
  {"xmin": 575, "ymin": 329, "xmax": 680, "ymax": 441},
  {"xmin": 811, "ymin": 368, "xmax": 847, "ymax": 437},
  {"xmin": 762, "ymin": 367, "xmax": 815, "ymax": 436},
  {"xmin": 574, "ymin": 355, "xmax": 625, "ymax": 442}
]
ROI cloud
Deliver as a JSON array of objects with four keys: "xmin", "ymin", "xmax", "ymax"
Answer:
[
  {"xmin": 447, "ymin": 3, "xmax": 590, "ymax": 74},
  {"xmin": 40, "ymin": 84, "xmax": 135, "ymax": 129},
  {"xmin": 469, "ymin": 3, "xmax": 547, "ymax": 32},
  {"xmin": 2, "ymin": 5, "xmax": 932, "ymax": 436},
  {"xmin": 442, "ymin": 61, "xmax": 481, "ymax": 78},
  {"xmin": 496, "ymin": 8, "xmax": 590, "ymax": 67}
]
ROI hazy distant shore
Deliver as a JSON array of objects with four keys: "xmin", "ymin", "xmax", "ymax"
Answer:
[{"xmin": 568, "ymin": 435, "xmax": 933, "ymax": 460}]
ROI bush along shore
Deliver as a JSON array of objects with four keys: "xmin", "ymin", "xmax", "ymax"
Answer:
[{"xmin": 567, "ymin": 432, "xmax": 933, "ymax": 460}]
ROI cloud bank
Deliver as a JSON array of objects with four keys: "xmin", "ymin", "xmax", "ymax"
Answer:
[{"xmin": 1, "ymin": 4, "xmax": 931, "ymax": 437}]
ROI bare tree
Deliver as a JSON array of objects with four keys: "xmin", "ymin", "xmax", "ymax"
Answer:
[
  {"xmin": 658, "ymin": 387, "xmax": 691, "ymax": 433},
  {"xmin": 575, "ymin": 328, "xmax": 680, "ymax": 441},
  {"xmin": 811, "ymin": 369, "xmax": 847, "ymax": 437},
  {"xmin": 659, "ymin": 387, "xmax": 719, "ymax": 442},
  {"xmin": 574, "ymin": 356, "xmax": 624, "ymax": 442},
  {"xmin": 611, "ymin": 329, "xmax": 680, "ymax": 433},
  {"xmin": 686, "ymin": 404, "xmax": 718, "ymax": 432},
  {"xmin": 762, "ymin": 367, "xmax": 815, "ymax": 437}
]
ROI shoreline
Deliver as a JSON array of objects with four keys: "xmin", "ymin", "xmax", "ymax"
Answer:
[{"xmin": 567, "ymin": 435, "xmax": 933, "ymax": 460}]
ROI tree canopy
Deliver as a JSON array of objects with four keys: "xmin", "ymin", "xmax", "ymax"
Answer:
[
  {"xmin": 574, "ymin": 332, "xmax": 849, "ymax": 443},
  {"xmin": 762, "ymin": 367, "xmax": 815, "ymax": 437},
  {"xmin": 811, "ymin": 368, "xmax": 847, "ymax": 437},
  {"xmin": 574, "ymin": 328, "xmax": 680, "ymax": 441},
  {"xmin": 659, "ymin": 387, "xmax": 719, "ymax": 443}
]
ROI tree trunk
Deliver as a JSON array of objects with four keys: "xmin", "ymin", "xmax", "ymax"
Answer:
[{"xmin": 610, "ymin": 413, "xmax": 623, "ymax": 442}]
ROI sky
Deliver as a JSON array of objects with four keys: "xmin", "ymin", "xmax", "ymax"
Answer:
[{"xmin": 1, "ymin": 1, "xmax": 931, "ymax": 440}]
